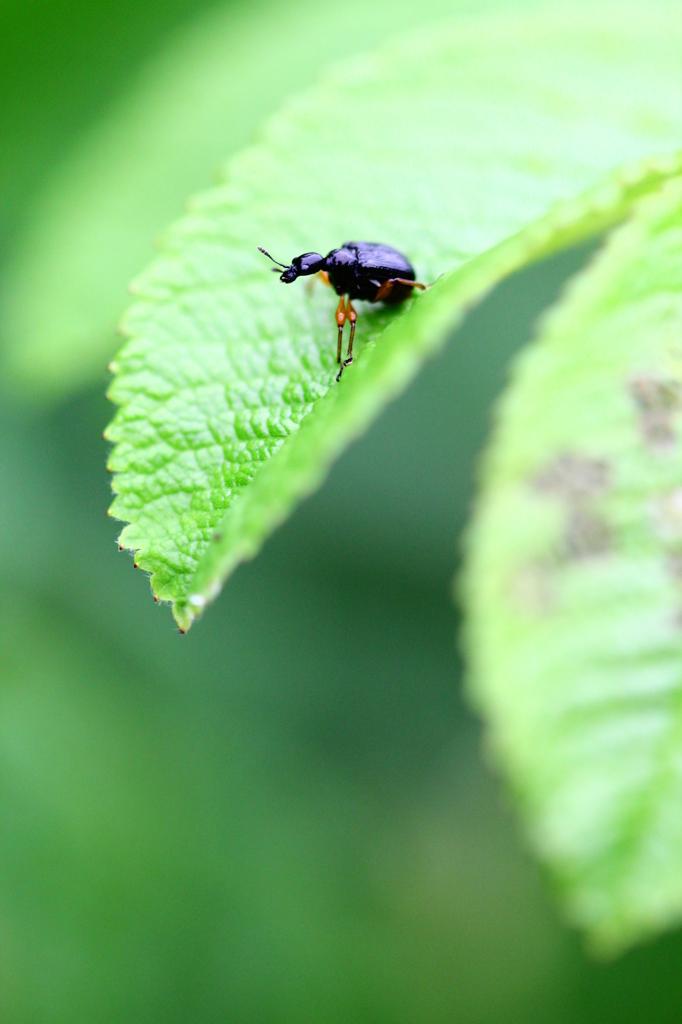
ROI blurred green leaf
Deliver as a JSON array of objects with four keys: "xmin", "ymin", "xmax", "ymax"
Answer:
[
  {"xmin": 0, "ymin": 593, "xmax": 216, "ymax": 1023},
  {"xmin": 0, "ymin": 589, "xmax": 572, "ymax": 1024},
  {"xmin": 0, "ymin": 0, "xmax": 221, "ymax": 242},
  {"xmin": 463, "ymin": 176, "xmax": 682, "ymax": 954},
  {"xmin": 105, "ymin": 5, "xmax": 682, "ymax": 629},
  {"xmin": 0, "ymin": 0, "xmax": 493, "ymax": 402}
]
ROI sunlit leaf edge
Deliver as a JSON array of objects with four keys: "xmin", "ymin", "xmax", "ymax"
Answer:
[{"xmin": 178, "ymin": 155, "xmax": 682, "ymax": 631}]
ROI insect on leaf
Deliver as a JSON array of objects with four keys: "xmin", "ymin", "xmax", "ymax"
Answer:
[
  {"xmin": 105, "ymin": 5, "xmax": 682, "ymax": 629},
  {"xmin": 0, "ymin": 0, "xmax": 475, "ymax": 402}
]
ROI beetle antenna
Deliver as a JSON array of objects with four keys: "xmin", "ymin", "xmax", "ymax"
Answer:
[{"xmin": 258, "ymin": 246, "xmax": 289, "ymax": 269}]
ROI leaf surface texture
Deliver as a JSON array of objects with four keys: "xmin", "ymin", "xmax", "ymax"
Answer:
[{"xmin": 105, "ymin": 5, "xmax": 682, "ymax": 628}]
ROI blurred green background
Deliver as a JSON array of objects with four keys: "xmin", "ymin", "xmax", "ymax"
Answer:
[{"xmin": 2, "ymin": 1, "xmax": 682, "ymax": 1020}]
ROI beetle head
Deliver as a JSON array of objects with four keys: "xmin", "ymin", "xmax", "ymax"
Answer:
[{"xmin": 258, "ymin": 246, "xmax": 325, "ymax": 283}]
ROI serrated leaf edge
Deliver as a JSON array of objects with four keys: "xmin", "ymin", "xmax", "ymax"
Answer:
[{"xmin": 172, "ymin": 153, "xmax": 682, "ymax": 630}]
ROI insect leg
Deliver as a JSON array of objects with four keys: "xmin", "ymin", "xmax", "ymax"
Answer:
[
  {"xmin": 343, "ymin": 300, "xmax": 357, "ymax": 367},
  {"xmin": 393, "ymin": 277, "xmax": 427, "ymax": 290},
  {"xmin": 373, "ymin": 278, "xmax": 428, "ymax": 302},
  {"xmin": 335, "ymin": 297, "xmax": 347, "ymax": 380}
]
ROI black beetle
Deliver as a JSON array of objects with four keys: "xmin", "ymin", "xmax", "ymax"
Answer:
[{"xmin": 258, "ymin": 241, "xmax": 426, "ymax": 380}]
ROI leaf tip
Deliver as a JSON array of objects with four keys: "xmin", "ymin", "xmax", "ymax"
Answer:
[{"xmin": 172, "ymin": 599, "xmax": 195, "ymax": 634}]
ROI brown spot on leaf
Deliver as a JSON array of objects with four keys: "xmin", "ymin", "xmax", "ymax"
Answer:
[
  {"xmin": 534, "ymin": 454, "xmax": 610, "ymax": 499},
  {"xmin": 532, "ymin": 452, "xmax": 613, "ymax": 563},
  {"xmin": 564, "ymin": 507, "xmax": 612, "ymax": 559},
  {"xmin": 630, "ymin": 375, "xmax": 681, "ymax": 450}
]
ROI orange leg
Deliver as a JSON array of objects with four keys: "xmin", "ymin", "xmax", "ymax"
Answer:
[
  {"xmin": 343, "ymin": 300, "xmax": 357, "ymax": 367},
  {"xmin": 335, "ymin": 296, "xmax": 347, "ymax": 365},
  {"xmin": 335, "ymin": 296, "xmax": 349, "ymax": 382},
  {"xmin": 374, "ymin": 277, "xmax": 427, "ymax": 302}
]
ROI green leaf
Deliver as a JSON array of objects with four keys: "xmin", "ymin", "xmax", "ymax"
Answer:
[
  {"xmin": 0, "ymin": 0, "xmax": 490, "ymax": 402},
  {"xmin": 463, "ymin": 176, "xmax": 682, "ymax": 954},
  {"xmin": 106, "ymin": 4, "xmax": 682, "ymax": 630}
]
